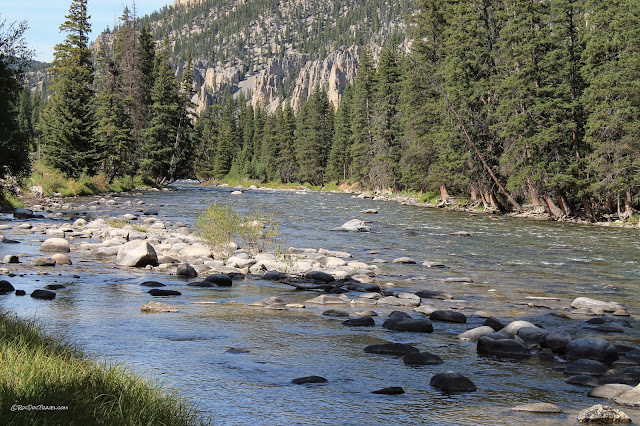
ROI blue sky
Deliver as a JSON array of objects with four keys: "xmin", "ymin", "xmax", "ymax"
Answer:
[{"xmin": 1, "ymin": 1, "xmax": 171, "ymax": 62}]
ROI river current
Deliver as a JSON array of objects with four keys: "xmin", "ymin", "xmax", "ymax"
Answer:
[{"xmin": 1, "ymin": 181, "xmax": 639, "ymax": 425}]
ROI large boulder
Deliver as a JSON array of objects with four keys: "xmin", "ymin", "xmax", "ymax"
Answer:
[
  {"xmin": 204, "ymin": 274, "xmax": 232, "ymax": 287},
  {"xmin": 40, "ymin": 238, "xmax": 70, "ymax": 253},
  {"xmin": 565, "ymin": 337, "xmax": 619, "ymax": 363},
  {"xmin": 517, "ymin": 327, "xmax": 549, "ymax": 348},
  {"xmin": 176, "ymin": 263, "xmax": 198, "ymax": 278},
  {"xmin": 178, "ymin": 244, "xmax": 213, "ymax": 259},
  {"xmin": 477, "ymin": 336, "xmax": 531, "ymax": 360},
  {"xmin": 502, "ymin": 320, "xmax": 538, "ymax": 338},
  {"xmin": 383, "ymin": 311, "xmax": 433, "ymax": 333},
  {"xmin": 541, "ymin": 327, "xmax": 582, "ymax": 354},
  {"xmin": 430, "ymin": 371, "xmax": 476, "ymax": 392},
  {"xmin": 336, "ymin": 219, "xmax": 370, "ymax": 232},
  {"xmin": 115, "ymin": 240, "xmax": 158, "ymax": 267},
  {"xmin": 588, "ymin": 384, "xmax": 634, "ymax": 400},
  {"xmin": 13, "ymin": 208, "xmax": 35, "ymax": 219},
  {"xmin": 614, "ymin": 384, "xmax": 640, "ymax": 407},
  {"xmin": 571, "ymin": 297, "xmax": 624, "ymax": 313},
  {"xmin": 31, "ymin": 289, "xmax": 56, "ymax": 300},
  {"xmin": 0, "ymin": 280, "xmax": 15, "ymax": 294},
  {"xmin": 576, "ymin": 404, "xmax": 631, "ymax": 423}
]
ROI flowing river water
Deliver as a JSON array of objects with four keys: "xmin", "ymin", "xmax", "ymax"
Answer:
[{"xmin": 1, "ymin": 181, "xmax": 639, "ymax": 425}]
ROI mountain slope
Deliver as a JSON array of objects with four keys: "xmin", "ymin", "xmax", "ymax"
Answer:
[{"xmin": 140, "ymin": 0, "xmax": 414, "ymax": 111}]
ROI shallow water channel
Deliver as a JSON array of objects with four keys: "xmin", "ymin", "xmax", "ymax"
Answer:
[{"xmin": 1, "ymin": 181, "xmax": 640, "ymax": 425}]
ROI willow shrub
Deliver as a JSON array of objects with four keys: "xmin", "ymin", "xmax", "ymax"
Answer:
[{"xmin": 195, "ymin": 202, "xmax": 281, "ymax": 257}]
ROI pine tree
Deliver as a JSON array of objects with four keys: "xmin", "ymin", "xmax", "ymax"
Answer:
[
  {"xmin": 94, "ymin": 44, "xmax": 133, "ymax": 178},
  {"xmin": 295, "ymin": 86, "xmax": 333, "ymax": 185},
  {"xmin": 40, "ymin": 0, "xmax": 96, "ymax": 177},
  {"xmin": 582, "ymin": 0, "xmax": 640, "ymax": 216},
  {"xmin": 349, "ymin": 47, "xmax": 375, "ymax": 182},
  {"xmin": 326, "ymin": 85, "xmax": 353, "ymax": 183},
  {"xmin": 0, "ymin": 17, "xmax": 31, "ymax": 182},
  {"xmin": 142, "ymin": 38, "xmax": 182, "ymax": 182},
  {"xmin": 370, "ymin": 43, "xmax": 402, "ymax": 190},
  {"xmin": 193, "ymin": 103, "xmax": 220, "ymax": 181},
  {"xmin": 278, "ymin": 102, "xmax": 297, "ymax": 183},
  {"xmin": 213, "ymin": 96, "xmax": 236, "ymax": 178}
]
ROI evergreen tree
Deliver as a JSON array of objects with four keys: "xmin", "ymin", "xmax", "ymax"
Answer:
[
  {"xmin": 142, "ymin": 38, "xmax": 183, "ymax": 182},
  {"xmin": 582, "ymin": 0, "xmax": 640, "ymax": 215},
  {"xmin": 94, "ymin": 44, "xmax": 133, "ymax": 178},
  {"xmin": 40, "ymin": 0, "xmax": 96, "ymax": 177},
  {"xmin": 326, "ymin": 85, "xmax": 353, "ymax": 182},
  {"xmin": 213, "ymin": 96, "xmax": 236, "ymax": 178},
  {"xmin": 295, "ymin": 86, "xmax": 334, "ymax": 185},
  {"xmin": 278, "ymin": 102, "xmax": 297, "ymax": 183},
  {"xmin": 0, "ymin": 17, "xmax": 31, "ymax": 183},
  {"xmin": 193, "ymin": 103, "xmax": 220, "ymax": 180},
  {"xmin": 370, "ymin": 43, "xmax": 402, "ymax": 190},
  {"xmin": 349, "ymin": 47, "xmax": 375, "ymax": 182}
]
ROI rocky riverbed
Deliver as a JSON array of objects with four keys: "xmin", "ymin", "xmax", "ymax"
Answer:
[{"xmin": 1, "ymin": 187, "xmax": 640, "ymax": 424}]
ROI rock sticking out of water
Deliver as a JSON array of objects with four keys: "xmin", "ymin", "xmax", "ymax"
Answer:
[
  {"xmin": 140, "ymin": 281, "xmax": 166, "ymax": 287},
  {"xmin": 148, "ymin": 289, "xmax": 181, "ymax": 297},
  {"xmin": 576, "ymin": 404, "xmax": 631, "ymax": 423},
  {"xmin": 511, "ymin": 402, "xmax": 563, "ymax": 413},
  {"xmin": 141, "ymin": 301, "xmax": 179, "ymax": 313},
  {"xmin": 0, "ymin": 280, "xmax": 15, "ymax": 294},
  {"xmin": 615, "ymin": 384, "xmax": 640, "ymax": 407},
  {"xmin": 364, "ymin": 343, "xmax": 420, "ymax": 356},
  {"xmin": 430, "ymin": 371, "xmax": 476, "ymax": 393},
  {"xmin": 31, "ymin": 289, "xmax": 56, "ymax": 300},
  {"xmin": 292, "ymin": 376, "xmax": 328, "ymax": 385},
  {"xmin": 403, "ymin": 352, "xmax": 444, "ymax": 366},
  {"xmin": 372, "ymin": 386, "xmax": 404, "ymax": 395},
  {"xmin": 588, "ymin": 384, "xmax": 634, "ymax": 400},
  {"xmin": 383, "ymin": 311, "xmax": 433, "ymax": 333},
  {"xmin": 342, "ymin": 316, "xmax": 375, "ymax": 327}
]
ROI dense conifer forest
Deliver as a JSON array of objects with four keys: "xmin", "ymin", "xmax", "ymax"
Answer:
[{"xmin": 2, "ymin": 0, "xmax": 640, "ymax": 221}]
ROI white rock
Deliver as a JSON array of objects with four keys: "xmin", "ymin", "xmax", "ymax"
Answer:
[
  {"xmin": 40, "ymin": 238, "xmax": 70, "ymax": 253},
  {"xmin": 115, "ymin": 240, "xmax": 158, "ymax": 267}
]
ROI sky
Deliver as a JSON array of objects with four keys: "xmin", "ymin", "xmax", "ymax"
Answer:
[{"xmin": 1, "ymin": 1, "xmax": 172, "ymax": 62}]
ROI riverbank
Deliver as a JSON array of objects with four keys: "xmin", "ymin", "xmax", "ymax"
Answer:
[
  {"xmin": 210, "ymin": 179, "xmax": 640, "ymax": 230},
  {"xmin": 0, "ymin": 311, "xmax": 205, "ymax": 425}
]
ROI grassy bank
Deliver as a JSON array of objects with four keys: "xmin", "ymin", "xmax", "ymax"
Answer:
[
  {"xmin": 27, "ymin": 161, "xmax": 155, "ymax": 198},
  {"xmin": 0, "ymin": 312, "xmax": 207, "ymax": 425}
]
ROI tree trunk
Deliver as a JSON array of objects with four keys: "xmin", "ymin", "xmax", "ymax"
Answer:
[
  {"xmin": 604, "ymin": 193, "xmax": 613, "ymax": 214},
  {"xmin": 544, "ymin": 196, "xmax": 564, "ymax": 219},
  {"xmin": 582, "ymin": 195, "xmax": 596, "ymax": 222},
  {"xmin": 557, "ymin": 190, "xmax": 574, "ymax": 216},
  {"xmin": 440, "ymin": 185, "xmax": 450, "ymax": 203},
  {"xmin": 490, "ymin": 191, "xmax": 507, "ymax": 214},
  {"xmin": 622, "ymin": 188, "xmax": 636, "ymax": 219},
  {"xmin": 527, "ymin": 178, "xmax": 544, "ymax": 207}
]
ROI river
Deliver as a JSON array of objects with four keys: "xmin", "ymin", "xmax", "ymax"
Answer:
[{"xmin": 1, "ymin": 181, "xmax": 639, "ymax": 425}]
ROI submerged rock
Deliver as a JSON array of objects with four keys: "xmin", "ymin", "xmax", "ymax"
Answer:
[
  {"xmin": 140, "ymin": 281, "xmax": 166, "ymax": 287},
  {"xmin": 430, "ymin": 371, "xmax": 476, "ymax": 392},
  {"xmin": 403, "ymin": 351, "xmax": 444, "ymax": 366},
  {"xmin": 564, "ymin": 359, "xmax": 609, "ymax": 377}
]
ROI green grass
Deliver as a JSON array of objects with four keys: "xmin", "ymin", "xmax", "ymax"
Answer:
[
  {"xmin": 27, "ymin": 161, "xmax": 154, "ymax": 198},
  {"xmin": 417, "ymin": 191, "xmax": 440, "ymax": 204},
  {"xmin": 0, "ymin": 311, "xmax": 207, "ymax": 426},
  {"xmin": 0, "ymin": 192, "xmax": 25, "ymax": 210}
]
